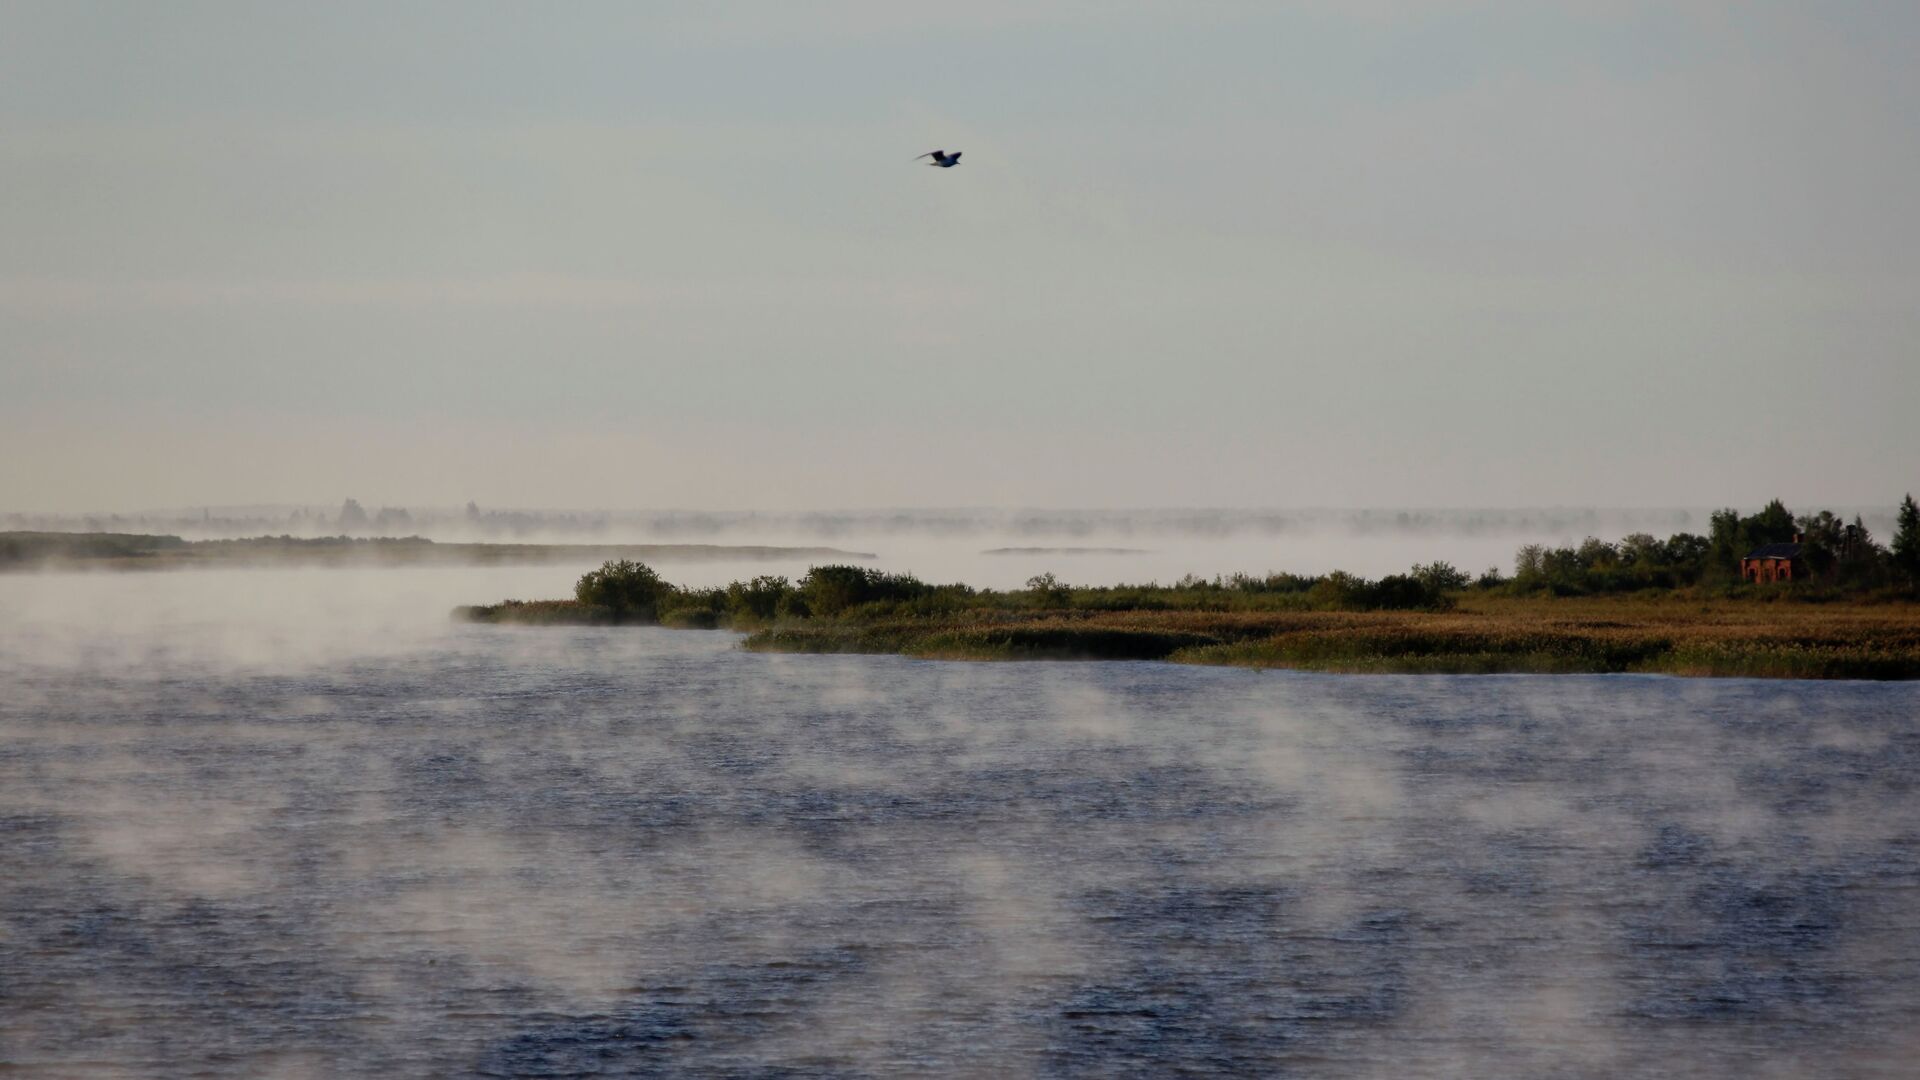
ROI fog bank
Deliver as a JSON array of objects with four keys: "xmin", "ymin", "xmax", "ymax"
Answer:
[{"xmin": 16, "ymin": 503, "xmax": 1889, "ymax": 587}]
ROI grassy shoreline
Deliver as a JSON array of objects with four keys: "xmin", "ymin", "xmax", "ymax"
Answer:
[{"xmin": 458, "ymin": 593, "xmax": 1920, "ymax": 680}]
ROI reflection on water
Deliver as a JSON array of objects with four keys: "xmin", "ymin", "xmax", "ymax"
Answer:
[{"xmin": 2, "ymin": 570, "xmax": 1918, "ymax": 1077}]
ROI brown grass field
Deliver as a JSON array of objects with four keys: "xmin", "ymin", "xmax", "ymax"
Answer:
[{"xmin": 740, "ymin": 598, "xmax": 1920, "ymax": 679}]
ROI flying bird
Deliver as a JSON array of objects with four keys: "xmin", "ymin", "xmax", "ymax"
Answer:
[{"xmin": 914, "ymin": 150, "xmax": 962, "ymax": 168}]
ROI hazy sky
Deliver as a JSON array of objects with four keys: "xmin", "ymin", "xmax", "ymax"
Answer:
[{"xmin": 3, "ymin": 1, "xmax": 1915, "ymax": 513}]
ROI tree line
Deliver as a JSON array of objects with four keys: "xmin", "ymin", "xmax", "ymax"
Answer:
[
  {"xmin": 570, "ymin": 558, "xmax": 1468, "ymax": 624},
  {"xmin": 1508, "ymin": 495, "xmax": 1920, "ymax": 596},
  {"xmin": 559, "ymin": 496, "xmax": 1920, "ymax": 626}
]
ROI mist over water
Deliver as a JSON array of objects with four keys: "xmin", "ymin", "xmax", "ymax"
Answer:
[
  {"xmin": 1, "ymin": 504, "xmax": 1762, "ymax": 587},
  {"xmin": 9, "ymin": 0, "xmax": 1917, "ymax": 1069},
  {"xmin": 3, "ymin": 568, "xmax": 1918, "ymax": 1077}
]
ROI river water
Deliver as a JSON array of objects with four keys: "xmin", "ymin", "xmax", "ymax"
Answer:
[{"xmin": 2, "ymin": 568, "xmax": 1917, "ymax": 1077}]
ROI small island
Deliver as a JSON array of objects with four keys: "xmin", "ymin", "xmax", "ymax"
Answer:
[{"xmin": 458, "ymin": 498, "xmax": 1920, "ymax": 680}]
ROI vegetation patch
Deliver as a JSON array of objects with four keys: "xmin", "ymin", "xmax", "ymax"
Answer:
[
  {"xmin": 458, "ymin": 492, "xmax": 1920, "ymax": 680},
  {"xmin": 455, "ymin": 600, "xmax": 616, "ymax": 626}
]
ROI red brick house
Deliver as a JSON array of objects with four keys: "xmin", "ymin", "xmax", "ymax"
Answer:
[{"xmin": 1740, "ymin": 539, "xmax": 1804, "ymax": 584}]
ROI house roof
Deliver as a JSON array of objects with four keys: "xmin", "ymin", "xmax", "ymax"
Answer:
[{"xmin": 1744, "ymin": 542, "xmax": 1802, "ymax": 560}]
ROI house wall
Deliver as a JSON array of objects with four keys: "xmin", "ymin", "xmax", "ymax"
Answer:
[{"xmin": 1741, "ymin": 557, "xmax": 1797, "ymax": 583}]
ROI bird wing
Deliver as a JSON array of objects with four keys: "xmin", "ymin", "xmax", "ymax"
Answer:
[
  {"xmin": 947, "ymin": 151, "xmax": 961, "ymax": 161},
  {"xmin": 913, "ymin": 151, "xmax": 939, "ymax": 161}
]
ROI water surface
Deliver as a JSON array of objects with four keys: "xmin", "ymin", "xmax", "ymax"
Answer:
[{"xmin": 3, "ymin": 569, "xmax": 1917, "ymax": 1076}]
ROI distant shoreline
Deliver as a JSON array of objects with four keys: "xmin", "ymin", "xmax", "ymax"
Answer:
[
  {"xmin": 981, "ymin": 546, "xmax": 1152, "ymax": 556},
  {"xmin": 0, "ymin": 532, "xmax": 875, "ymax": 572}
]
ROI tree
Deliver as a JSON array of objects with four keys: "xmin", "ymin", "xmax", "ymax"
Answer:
[
  {"xmin": 1797, "ymin": 510, "xmax": 1845, "ymax": 579},
  {"xmin": 1705, "ymin": 509, "xmax": 1744, "ymax": 583},
  {"xmin": 1840, "ymin": 515, "xmax": 1878, "ymax": 565},
  {"xmin": 1026, "ymin": 572, "xmax": 1070, "ymax": 608},
  {"xmin": 1619, "ymin": 533, "xmax": 1663, "ymax": 565},
  {"xmin": 800, "ymin": 565, "xmax": 874, "ymax": 617},
  {"xmin": 1895, "ymin": 494, "xmax": 1920, "ymax": 588},
  {"xmin": 1411, "ymin": 561, "xmax": 1470, "ymax": 592},
  {"xmin": 1514, "ymin": 544, "xmax": 1547, "ymax": 585},
  {"xmin": 797, "ymin": 565, "xmax": 932, "ymax": 616},
  {"xmin": 1663, "ymin": 532, "xmax": 1709, "ymax": 569},
  {"xmin": 725, "ymin": 575, "xmax": 791, "ymax": 620},
  {"xmin": 575, "ymin": 560, "xmax": 672, "ymax": 619},
  {"xmin": 1750, "ymin": 499, "xmax": 1796, "ymax": 545},
  {"xmin": 1827, "ymin": 515, "xmax": 1888, "ymax": 588},
  {"xmin": 1572, "ymin": 537, "xmax": 1620, "ymax": 576}
]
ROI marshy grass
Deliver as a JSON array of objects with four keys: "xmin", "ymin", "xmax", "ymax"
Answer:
[{"xmin": 732, "ymin": 601, "xmax": 1920, "ymax": 679}]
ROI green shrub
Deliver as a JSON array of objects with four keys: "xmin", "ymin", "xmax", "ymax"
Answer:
[
  {"xmin": 799, "ymin": 564, "xmax": 934, "ymax": 616},
  {"xmin": 725, "ymin": 575, "xmax": 792, "ymax": 621},
  {"xmin": 1026, "ymin": 573, "xmax": 1071, "ymax": 607},
  {"xmin": 1307, "ymin": 570, "xmax": 1452, "ymax": 611},
  {"xmin": 574, "ymin": 560, "xmax": 671, "ymax": 620},
  {"xmin": 1411, "ymin": 561, "xmax": 1471, "ymax": 593}
]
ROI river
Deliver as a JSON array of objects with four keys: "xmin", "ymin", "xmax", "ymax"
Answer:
[{"xmin": 2, "ymin": 567, "xmax": 1916, "ymax": 1076}]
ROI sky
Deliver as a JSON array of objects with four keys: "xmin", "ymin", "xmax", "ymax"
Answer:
[{"xmin": 2, "ymin": 1, "xmax": 1916, "ymax": 513}]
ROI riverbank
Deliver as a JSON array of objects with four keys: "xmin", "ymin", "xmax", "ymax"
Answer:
[{"xmin": 458, "ymin": 592, "xmax": 1920, "ymax": 679}]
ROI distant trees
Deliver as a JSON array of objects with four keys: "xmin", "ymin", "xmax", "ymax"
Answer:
[
  {"xmin": 1789, "ymin": 510, "xmax": 1891, "ymax": 586},
  {"xmin": 1511, "ymin": 530, "xmax": 1708, "ymax": 594},
  {"xmin": 372, "ymin": 507, "xmax": 413, "ymax": 532},
  {"xmin": 559, "ymin": 558, "xmax": 1473, "ymax": 625},
  {"xmin": 337, "ymin": 498, "xmax": 369, "ymax": 530},
  {"xmin": 555, "ymin": 498, "xmax": 1917, "ymax": 629},
  {"xmin": 332, "ymin": 499, "xmax": 414, "ymax": 534},
  {"xmin": 1896, "ymin": 495, "xmax": 1920, "ymax": 588},
  {"xmin": 1508, "ymin": 496, "xmax": 1913, "ymax": 595}
]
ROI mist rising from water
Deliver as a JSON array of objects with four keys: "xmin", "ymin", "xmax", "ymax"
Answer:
[
  {"xmin": 3, "ymin": 568, "xmax": 1918, "ymax": 1075},
  {"xmin": 13, "ymin": 502, "xmax": 1866, "ymax": 588}
]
